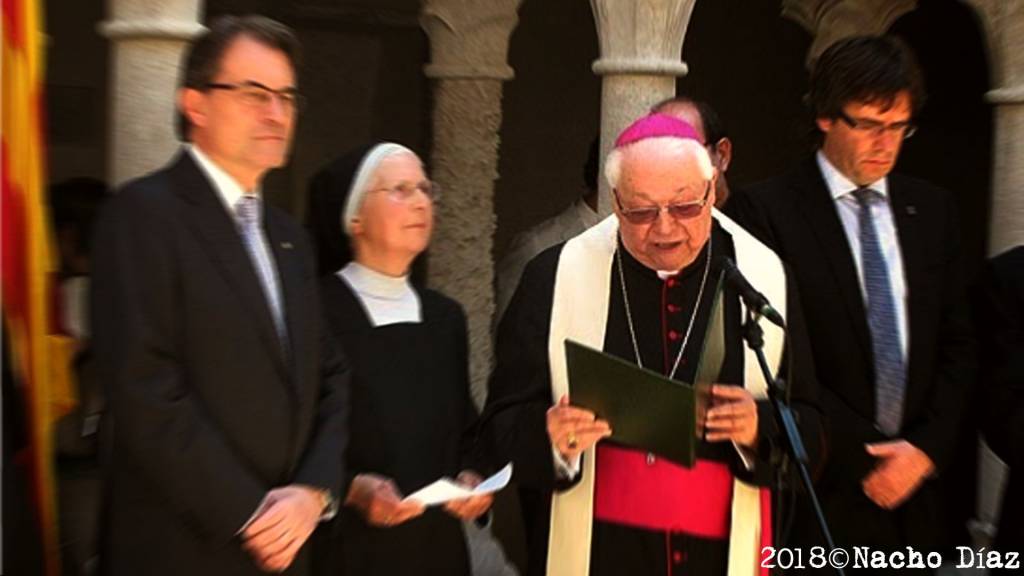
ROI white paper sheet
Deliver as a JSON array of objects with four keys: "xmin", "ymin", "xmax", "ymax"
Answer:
[{"xmin": 403, "ymin": 463, "xmax": 513, "ymax": 506}]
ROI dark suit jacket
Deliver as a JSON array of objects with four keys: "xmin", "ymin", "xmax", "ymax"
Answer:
[
  {"xmin": 92, "ymin": 151, "xmax": 350, "ymax": 576},
  {"xmin": 976, "ymin": 246, "xmax": 1024, "ymax": 556},
  {"xmin": 726, "ymin": 157, "xmax": 973, "ymax": 551}
]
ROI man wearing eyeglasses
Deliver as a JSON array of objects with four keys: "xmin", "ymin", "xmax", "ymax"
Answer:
[
  {"xmin": 92, "ymin": 15, "xmax": 349, "ymax": 576},
  {"xmin": 728, "ymin": 35, "xmax": 973, "ymax": 567},
  {"xmin": 483, "ymin": 113, "xmax": 822, "ymax": 576}
]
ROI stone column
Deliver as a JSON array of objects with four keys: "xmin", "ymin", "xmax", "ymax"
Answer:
[
  {"xmin": 589, "ymin": 0, "xmax": 696, "ymax": 215},
  {"xmin": 961, "ymin": 0, "xmax": 1024, "ymax": 545},
  {"xmin": 965, "ymin": 0, "xmax": 1024, "ymax": 255},
  {"xmin": 421, "ymin": 0, "xmax": 522, "ymax": 405},
  {"xmin": 99, "ymin": 0, "xmax": 204, "ymax": 186},
  {"xmin": 781, "ymin": 0, "xmax": 917, "ymax": 67}
]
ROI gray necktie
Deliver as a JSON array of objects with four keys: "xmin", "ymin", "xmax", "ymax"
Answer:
[
  {"xmin": 854, "ymin": 188, "xmax": 905, "ymax": 436},
  {"xmin": 235, "ymin": 196, "xmax": 287, "ymax": 347}
]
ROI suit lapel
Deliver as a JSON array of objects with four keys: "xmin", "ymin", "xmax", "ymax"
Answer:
[
  {"xmin": 265, "ymin": 212, "xmax": 304, "ymax": 383},
  {"xmin": 888, "ymin": 176, "xmax": 923, "ymax": 311},
  {"xmin": 888, "ymin": 177, "xmax": 924, "ymax": 403},
  {"xmin": 171, "ymin": 152, "xmax": 289, "ymax": 379},
  {"xmin": 795, "ymin": 160, "xmax": 873, "ymax": 361}
]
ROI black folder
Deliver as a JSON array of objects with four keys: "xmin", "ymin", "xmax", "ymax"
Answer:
[{"xmin": 564, "ymin": 273, "xmax": 725, "ymax": 468}]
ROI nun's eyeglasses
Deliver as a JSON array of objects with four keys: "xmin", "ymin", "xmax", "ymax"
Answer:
[{"xmin": 369, "ymin": 181, "xmax": 441, "ymax": 204}]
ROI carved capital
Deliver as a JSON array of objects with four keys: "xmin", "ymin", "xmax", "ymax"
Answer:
[
  {"xmin": 421, "ymin": 0, "xmax": 523, "ymax": 80},
  {"xmin": 962, "ymin": 0, "xmax": 1024, "ymax": 90},
  {"xmin": 589, "ymin": 0, "xmax": 695, "ymax": 77},
  {"xmin": 782, "ymin": 0, "xmax": 917, "ymax": 67}
]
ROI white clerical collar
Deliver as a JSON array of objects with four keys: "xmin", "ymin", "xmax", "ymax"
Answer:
[
  {"xmin": 337, "ymin": 261, "xmax": 421, "ymax": 326},
  {"xmin": 339, "ymin": 261, "xmax": 410, "ymax": 299},
  {"xmin": 187, "ymin": 144, "xmax": 262, "ymax": 216},
  {"xmin": 816, "ymin": 150, "xmax": 889, "ymax": 200}
]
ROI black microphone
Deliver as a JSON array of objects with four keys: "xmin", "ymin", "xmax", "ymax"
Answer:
[{"xmin": 721, "ymin": 257, "xmax": 786, "ymax": 328}]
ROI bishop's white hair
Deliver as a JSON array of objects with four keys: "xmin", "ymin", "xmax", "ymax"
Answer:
[{"xmin": 604, "ymin": 136, "xmax": 714, "ymax": 190}]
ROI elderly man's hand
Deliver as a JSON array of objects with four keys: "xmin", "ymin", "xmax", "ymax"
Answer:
[
  {"xmin": 242, "ymin": 485, "xmax": 324, "ymax": 572},
  {"xmin": 704, "ymin": 384, "xmax": 758, "ymax": 448},
  {"xmin": 444, "ymin": 471, "xmax": 493, "ymax": 521},
  {"xmin": 345, "ymin": 473, "xmax": 425, "ymax": 528},
  {"xmin": 546, "ymin": 395, "xmax": 612, "ymax": 461},
  {"xmin": 862, "ymin": 440, "xmax": 934, "ymax": 509}
]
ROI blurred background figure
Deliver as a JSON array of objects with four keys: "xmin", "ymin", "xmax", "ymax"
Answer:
[
  {"xmin": 495, "ymin": 138, "xmax": 601, "ymax": 324},
  {"xmin": 307, "ymin": 142, "xmax": 493, "ymax": 576},
  {"xmin": 651, "ymin": 96, "xmax": 734, "ymax": 208},
  {"xmin": 49, "ymin": 177, "xmax": 110, "ymax": 576}
]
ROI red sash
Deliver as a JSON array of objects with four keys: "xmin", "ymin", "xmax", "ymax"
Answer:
[{"xmin": 593, "ymin": 444, "xmax": 734, "ymax": 539}]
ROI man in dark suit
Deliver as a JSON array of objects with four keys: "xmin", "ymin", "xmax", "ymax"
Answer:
[
  {"xmin": 727, "ymin": 36, "xmax": 973, "ymax": 561},
  {"xmin": 92, "ymin": 15, "xmax": 349, "ymax": 575}
]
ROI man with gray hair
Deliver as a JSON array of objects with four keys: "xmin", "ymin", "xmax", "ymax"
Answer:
[{"xmin": 483, "ymin": 113, "xmax": 821, "ymax": 576}]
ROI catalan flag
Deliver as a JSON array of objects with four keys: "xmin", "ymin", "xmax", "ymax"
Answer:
[{"xmin": 2, "ymin": 0, "xmax": 73, "ymax": 573}]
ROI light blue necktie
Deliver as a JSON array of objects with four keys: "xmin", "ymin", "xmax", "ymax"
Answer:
[
  {"xmin": 235, "ymin": 196, "xmax": 287, "ymax": 348},
  {"xmin": 854, "ymin": 188, "xmax": 905, "ymax": 436}
]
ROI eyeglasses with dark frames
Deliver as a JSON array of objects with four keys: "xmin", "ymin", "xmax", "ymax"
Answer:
[
  {"xmin": 837, "ymin": 110, "xmax": 917, "ymax": 139},
  {"xmin": 203, "ymin": 81, "xmax": 306, "ymax": 112},
  {"xmin": 614, "ymin": 180, "xmax": 711, "ymax": 225},
  {"xmin": 367, "ymin": 180, "xmax": 441, "ymax": 204}
]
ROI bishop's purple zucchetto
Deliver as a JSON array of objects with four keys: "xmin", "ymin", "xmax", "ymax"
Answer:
[{"xmin": 614, "ymin": 113, "xmax": 703, "ymax": 148}]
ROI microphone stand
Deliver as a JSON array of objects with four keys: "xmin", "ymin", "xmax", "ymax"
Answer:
[{"xmin": 740, "ymin": 308, "xmax": 845, "ymax": 576}]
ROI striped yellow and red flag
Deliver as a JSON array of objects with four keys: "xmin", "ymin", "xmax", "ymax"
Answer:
[{"xmin": 2, "ymin": 0, "xmax": 71, "ymax": 573}]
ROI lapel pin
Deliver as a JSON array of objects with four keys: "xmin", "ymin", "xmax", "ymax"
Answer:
[
  {"xmin": 280, "ymin": 241, "xmax": 293, "ymax": 250},
  {"xmin": 905, "ymin": 206, "xmax": 917, "ymax": 216}
]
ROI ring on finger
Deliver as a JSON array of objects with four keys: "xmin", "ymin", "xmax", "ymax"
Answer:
[{"xmin": 567, "ymin": 433, "xmax": 579, "ymax": 450}]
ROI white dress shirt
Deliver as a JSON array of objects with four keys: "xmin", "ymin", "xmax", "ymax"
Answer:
[
  {"xmin": 187, "ymin": 145, "xmax": 285, "ymax": 328},
  {"xmin": 816, "ymin": 151, "xmax": 909, "ymax": 361},
  {"xmin": 189, "ymin": 144, "xmax": 265, "ymax": 225}
]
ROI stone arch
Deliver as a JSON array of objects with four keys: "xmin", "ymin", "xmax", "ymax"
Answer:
[
  {"xmin": 494, "ymin": 0, "xmax": 600, "ymax": 264},
  {"xmin": 889, "ymin": 1, "xmax": 993, "ymax": 276},
  {"xmin": 894, "ymin": 3, "xmax": 995, "ymax": 549},
  {"xmin": 676, "ymin": 1, "xmax": 815, "ymax": 187}
]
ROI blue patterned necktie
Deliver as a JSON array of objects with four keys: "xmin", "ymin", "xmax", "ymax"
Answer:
[
  {"xmin": 853, "ymin": 187, "xmax": 905, "ymax": 436},
  {"xmin": 235, "ymin": 196, "xmax": 287, "ymax": 348}
]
